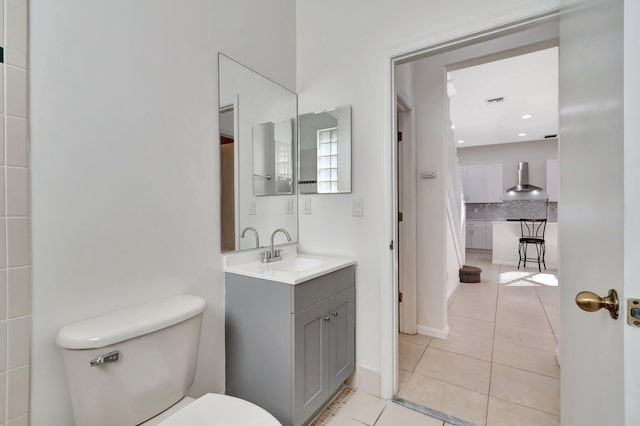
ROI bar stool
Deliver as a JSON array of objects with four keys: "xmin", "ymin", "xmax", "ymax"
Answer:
[{"xmin": 517, "ymin": 219, "xmax": 547, "ymax": 272}]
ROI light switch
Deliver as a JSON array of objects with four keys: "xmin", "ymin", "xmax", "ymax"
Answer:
[
  {"xmin": 249, "ymin": 200, "xmax": 256, "ymax": 215},
  {"xmin": 352, "ymin": 198, "xmax": 363, "ymax": 217},
  {"xmin": 285, "ymin": 197, "xmax": 293, "ymax": 214},
  {"xmin": 302, "ymin": 197, "xmax": 311, "ymax": 215}
]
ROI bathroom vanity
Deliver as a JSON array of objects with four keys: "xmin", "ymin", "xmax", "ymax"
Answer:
[{"xmin": 225, "ymin": 255, "xmax": 355, "ymax": 426}]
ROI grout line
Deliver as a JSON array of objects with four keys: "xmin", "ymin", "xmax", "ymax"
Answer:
[
  {"xmin": 4, "ymin": 104, "xmax": 8, "ymax": 426},
  {"xmin": 490, "ymin": 360, "xmax": 559, "ymax": 380},
  {"xmin": 484, "ymin": 263, "xmax": 501, "ymax": 425},
  {"xmin": 534, "ymin": 285, "xmax": 559, "ymax": 343},
  {"xmin": 489, "ymin": 394, "xmax": 560, "ymax": 418},
  {"xmin": 408, "ymin": 367, "xmax": 490, "ymax": 396}
]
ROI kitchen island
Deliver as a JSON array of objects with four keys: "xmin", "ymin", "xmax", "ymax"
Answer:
[{"xmin": 492, "ymin": 221, "xmax": 558, "ymax": 269}]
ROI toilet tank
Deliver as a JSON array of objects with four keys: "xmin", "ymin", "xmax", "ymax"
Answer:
[{"xmin": 56, "ymin": 295, "xmax": 206, "ymax": 426}]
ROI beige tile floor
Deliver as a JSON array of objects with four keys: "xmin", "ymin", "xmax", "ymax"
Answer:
[
  {"xmin": 311, "ymin": 386, "xmax": 456, "ymax": 426},
  {"xmin": 397, "ymin": 251, "xmax": 560, "ymax": 426},
  {"xmin": 312, "ymin": 251, "xmax": 559, "ymax": 426}
]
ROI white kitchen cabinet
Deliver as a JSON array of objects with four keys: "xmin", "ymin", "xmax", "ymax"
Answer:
[
  {"xmin": 460, "ymin": 164, "xmax": 503, "ymax": 203},
  {"xmin": 465, "ymin": 166, "xmax": 486, "ymax": 203},
  {"xmin": 466, "ymin": 220, "xmax": 490, "ymax": 249},
  {"xmin": 460, "ymin": 166, "xmax": 469, "ymax": 200},
  {"xmin": 546, "ymin": 159, "xmax": 559, "ymax": 202},
  {"xmin": 485, "ymin": 164, "xmax": 503, "ymax": 203}
]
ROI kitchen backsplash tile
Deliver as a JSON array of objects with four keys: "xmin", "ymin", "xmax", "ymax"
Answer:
[{"xmin": 466, "ymin": 200, "xmax": 558, "ymax": 223}]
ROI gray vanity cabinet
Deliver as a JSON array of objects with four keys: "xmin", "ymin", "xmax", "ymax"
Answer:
[{"xmin": 225, "ymin": 265, "xmax": 355, "ymax": 426}]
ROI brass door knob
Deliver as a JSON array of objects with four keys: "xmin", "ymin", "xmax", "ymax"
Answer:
[{"xmin": 575, "ymin": 289, "xmax": 619, "ymax": 319}]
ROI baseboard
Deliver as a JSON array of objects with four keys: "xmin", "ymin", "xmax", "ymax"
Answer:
[
  {"xmin": 345, "ymin": 365, "xmax": 381, "ymax": 397},
  {"xmin": 416, "ymin": 324, "xmax": 450, "ymax": 339}
]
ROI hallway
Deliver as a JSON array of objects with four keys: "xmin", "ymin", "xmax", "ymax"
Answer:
[{"xmin": 398, "ymin": 251, "xmax": 560, "ymax": 425}]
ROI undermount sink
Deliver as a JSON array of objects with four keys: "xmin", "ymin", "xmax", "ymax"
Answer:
[
  {"xmin": 223, "ymin": 249, "xmax": 355, "ymax": 285},
  {"xmin": 262, "ymin": 257, "xmax": 324, "ymax": 272}
]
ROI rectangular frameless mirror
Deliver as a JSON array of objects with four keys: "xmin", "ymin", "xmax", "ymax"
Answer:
[
  {"xmin": 298, "ymin": 105, "xmax": 352, "ymax": 194},
  {"xmin": 219, "ymin": 53, "xmax": 298, "ymax": 252}
]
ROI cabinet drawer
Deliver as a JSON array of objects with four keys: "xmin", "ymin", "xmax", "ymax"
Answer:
[{"xmin": 292, "ymin": 266, "xmax": 355, "ymax": 313}]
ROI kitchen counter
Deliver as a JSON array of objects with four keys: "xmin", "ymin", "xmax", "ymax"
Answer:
[{"xmin": 492, "ymin": 221, "xmax": 558, "ymax": 269}]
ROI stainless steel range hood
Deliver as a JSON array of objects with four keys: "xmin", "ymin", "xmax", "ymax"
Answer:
[{"xmin": 506, "ymin": 162, "xmax": 543, "ymax": 192}]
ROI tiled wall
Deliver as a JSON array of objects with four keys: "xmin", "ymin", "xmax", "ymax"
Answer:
[
  {"xmin": 466, "ymin": 200, "xmax": 558, "ymax": 223},
  {"xmin": 1, "ymin": 0, "xmax": 30, "ymax": 425}
]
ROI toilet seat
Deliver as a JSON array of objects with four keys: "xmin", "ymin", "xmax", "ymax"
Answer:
[{"xmin": 158, "ymin": 393, "xmax": 281, "ymax": 425}]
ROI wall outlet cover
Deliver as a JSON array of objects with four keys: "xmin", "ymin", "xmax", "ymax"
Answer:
[
  {"xmin": 249, "ymin": 200, "xmax": 256, "ymax": 215},
  {"xmin": 352, "ymin": 198, "xmax": 363, "ymax": 217},
  {"xmin": 302, "ymin": 198, "xmax": 311, "ymax": 215},
  {"xmin": 285, "ymin": 197, "xmax": 294, "ymax": 214}
]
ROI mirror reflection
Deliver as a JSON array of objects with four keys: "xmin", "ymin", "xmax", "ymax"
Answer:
[
  {"xmin": 252, "ymin": 118, "xmax": 294, "ymax": 196},
  {"xmin": 218, "ymin": 53, "xmax": 298, "ymax": 252},
  {"xmin": 298, "ymin": 105, "xmax": 352, "ymax": 194}
]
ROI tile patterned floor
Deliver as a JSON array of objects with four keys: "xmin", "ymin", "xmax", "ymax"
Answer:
[
  {"xmin": 398, "ymin": 251, "xmax": 560, "ymax": 426},
  {"xmin": 311, "ymin": 251, "xmax": 559, "ymax": 426},
  {"xmin": 310, "ymin": 386, "xmax": 452, "ymax": 426}
]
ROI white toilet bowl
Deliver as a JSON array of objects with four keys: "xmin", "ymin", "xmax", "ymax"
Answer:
[{"xmin": 154, "ymin": 394, "xmax": 281, "ymax": 425}]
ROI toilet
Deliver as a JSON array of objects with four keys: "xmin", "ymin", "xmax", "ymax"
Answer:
[{"xmin": 56, "ymin": 295, "xmax": 281, "ymax": 425}]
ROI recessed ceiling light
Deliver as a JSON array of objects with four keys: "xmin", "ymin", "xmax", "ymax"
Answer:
[
  {"xmin": 451, "ymin": 124, "xmax": 455, "ymax": 129},
  {"xmin": 457, "ymin": 140, "xmax": 464, "ymax": 144},
  {"xmin": 518, "ymin": 132, "xmax": 527, "ymax": 137},
  {"xmin": 521, "ymin": 114, "xmax": 533, "ymax": 119}
]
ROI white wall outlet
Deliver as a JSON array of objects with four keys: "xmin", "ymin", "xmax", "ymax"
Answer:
[
  {"xmin": 473, "ymin": 208, "xmax": 479, "ymax": 213},
  {"xmin": 248, "ymin": 200, "xmax": 256, "ymax": 215},
  {"xmin": 302, "ymin": 197, "xmax": 312, "ymax": 215},
  {"xmin": 352, "ymin": 198, "xmax": 364, "ymax": 217},
  {"xmin": 285, "ymin": 197, "xmax": 294, "ymax": 214}
]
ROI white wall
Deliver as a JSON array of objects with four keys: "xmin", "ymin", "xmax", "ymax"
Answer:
[
  {"xmin": 30, "ymin": 1, "xmax": 296, "ymax": 424},
  {"xmin": 296, "ymin": 0, "xmax": 559, "ymax": 386},
  {"xmin": 458, "ymin": 139, "xmax": 558, "ymax": 200}
]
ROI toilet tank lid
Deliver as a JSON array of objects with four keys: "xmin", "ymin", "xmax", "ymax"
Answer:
[{"xmin": 56, "ymin": 295, "xmax": 206, "ymax": 350}]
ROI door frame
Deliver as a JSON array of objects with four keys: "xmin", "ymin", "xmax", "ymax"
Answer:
[
  {"xmin": 379, "ymin": 2, "xmax": 561, "ymax": 399},
  {"xmin": 396, "ymin": 93, "xmax": 417, "ymax": 334}
]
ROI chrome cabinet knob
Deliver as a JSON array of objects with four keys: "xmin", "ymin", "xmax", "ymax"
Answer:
[
  {"xmin": 323, "ymin": 315, "xmax": 330, "ymax": 321},
  {"xmin": 331, "ymin": 311, "xmax": 338, "ymax": 317}
]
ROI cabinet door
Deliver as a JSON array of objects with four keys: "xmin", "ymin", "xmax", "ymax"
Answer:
[
  {"xmin": 465, "ymin": 228, "xmax": 473, "ymax": 249},
  {"xmin": 460, "ymin": 166, "xmax": 470, "ymax": 202},
  {"xmin": 329, "ymin": 287, "xmax": 355, "ymax": 392},
  {"xmin": 469, "ymin": 228, "xmax": 487, "ymax": 249},
  {"xmin": 466, "ymin": 166, "xmax": 486, "ymax": 203},
  {"xmin": 293, "ymin": 299, "xmax": 330, "ymax": 425},
  {"xmin": 546, "ymin": 159, "xmax": 559, "ymax": 202},
  {"xmin": 485, "ymin": 164, "xmax": 503, "ymax": 203}
]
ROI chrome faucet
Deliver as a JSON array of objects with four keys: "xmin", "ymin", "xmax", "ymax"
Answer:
[
  {"xmin": 261, "ymin": 228, "xmax": 292, "ymax": 263},
  {"xmin": 240, "ymin": 226, "xmax": 260, "ymax": 249}
]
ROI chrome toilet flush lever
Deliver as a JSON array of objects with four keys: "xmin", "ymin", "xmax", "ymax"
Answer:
[{"xmin": 89, "ymin": 350, "xmax": 120, "ymax": 367}]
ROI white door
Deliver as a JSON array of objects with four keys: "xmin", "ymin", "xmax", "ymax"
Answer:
[
  {"xmin": 559, "ymin": 0, "xmax": 638, "ymax": 423},
  {"xmin": 397, "ymin": 106, "xmax": 417, "ymax": 334}
]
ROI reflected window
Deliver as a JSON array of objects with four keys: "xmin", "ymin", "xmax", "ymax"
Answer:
[{"xmin": 317, "ymin": 127, "xmax": 338, "ymax": 193}]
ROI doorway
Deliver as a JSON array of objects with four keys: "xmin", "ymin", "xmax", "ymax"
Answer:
[{"xmin": 390, "ymin": 15, "xmax": 561, "ymax": 426}]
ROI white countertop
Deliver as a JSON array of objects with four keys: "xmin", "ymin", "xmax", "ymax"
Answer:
[
  {"xmin": 492, "ymin": 221, "xmax": 558, "ymax": 224},
  {"xmin": 223, "ymin": 246, "xmax": 355, "ymax": 285}
]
